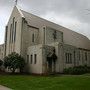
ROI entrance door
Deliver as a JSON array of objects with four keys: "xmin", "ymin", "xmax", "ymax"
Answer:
[{"xmin": 48, "ymin": 60, "xmax": 53, "ymax": 73}]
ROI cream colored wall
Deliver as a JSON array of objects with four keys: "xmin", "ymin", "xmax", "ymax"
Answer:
[
  {"xmin": 21, "ymin": 20, "xmax": 39, "ymax": 59},
  {"xmin": 63, "ymin": 44, "xmax": 78, "ymax": 68},
  {"xmin": 5, "ymin": 6, "xmax": 22, "ymax": 56},
  {"xmin": 27, "ymin": 44, "xmax": 43, "ymax": 74},
  {"xmin": 27, "ymin": 43, "xmax": 63, "ymax": 74},
  {"xmin": 63, "ymin": 44, "xmax": 90, "ymax": 69},
  {"xmin": 79, "ymin": 50, "xmax": 90, "ymax": 66},
  {"xmin": 45, "ymin": 26, "xmax": 63, "ymax": 44}
]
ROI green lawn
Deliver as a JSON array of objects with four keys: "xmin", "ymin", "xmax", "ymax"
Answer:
[{"xmin": 0, "ymin": 74, "xmax": 90, "ymax": 90}]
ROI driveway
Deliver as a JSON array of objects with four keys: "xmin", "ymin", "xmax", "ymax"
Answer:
[{"xmin": 0, "ymin": 85, "xmax": 12, "ymax": 90}]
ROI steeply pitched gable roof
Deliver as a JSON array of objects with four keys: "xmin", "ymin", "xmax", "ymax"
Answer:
[{"xmin": 20, "ymin": 8, "xmax": 90, "ymax": 49}]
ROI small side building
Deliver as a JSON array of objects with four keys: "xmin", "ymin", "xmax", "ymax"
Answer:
[{"xmin": 0, "ymin": 44, "xmax": 4, "ymax": 60}]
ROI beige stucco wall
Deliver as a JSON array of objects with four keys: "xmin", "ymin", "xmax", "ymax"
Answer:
[
  {"xmin": 45, "ymin": 26, "xmax": 63, "ymax": 44},
  {"xmin": 27, "ymin": 44, "xmax": 43, "ymax": 74},
  {"xmin": 63, "ymin": 44, "xmax": 78, "ymax": 68},
  {"xmin": 79, "ymin": 49, "xmax": 90, "ymax": 66},
  {"xmin": 63, "ymin": 44, "xmax": 90, "ymax": 69},
  {"xmin": 21, "ymin": 20, "xmax": 39, "ymax": 59},
  {"xmin": 5, "ymin": 6, "xmax": 22, "ymax": 56},
  {"xmin": 27, "ymin": 43, "xmax": 63, "ymax": 74}
]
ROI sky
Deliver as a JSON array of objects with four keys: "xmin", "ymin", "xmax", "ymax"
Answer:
[{"xmin": 0, "ymin": 0, "xmax": 90, "ymax": 44}]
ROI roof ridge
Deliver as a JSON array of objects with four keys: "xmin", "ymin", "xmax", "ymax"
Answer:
[{"xmin": 15, "ymin": 6, "xmax": 25, "ymax": 18}]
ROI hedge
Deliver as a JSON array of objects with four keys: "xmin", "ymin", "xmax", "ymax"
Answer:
[{"xmin": 63, "ymin": 65, "xmax": 90, "ymax": 75}]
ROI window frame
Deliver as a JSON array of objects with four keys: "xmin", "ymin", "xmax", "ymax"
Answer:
[{"xmin": 34, "ymin": 54, "xmax": 37, "ymax": 64}]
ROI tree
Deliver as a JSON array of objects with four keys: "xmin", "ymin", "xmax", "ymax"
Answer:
[
  {"xmin": 4, "ymin": 52, "xmax": 25, "ymax": 73},
  {"xmin": 0, "ymin": 59, "xmax": 3, "ymax": 67},
  {"xmin": 0, "ymin": 59, "xmax": 3, "ymax": 70}
]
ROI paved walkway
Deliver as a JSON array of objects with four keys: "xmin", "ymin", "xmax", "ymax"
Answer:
[{"xmin": 0, "ymin": 85, "xmax": 12, "ymax": 90}]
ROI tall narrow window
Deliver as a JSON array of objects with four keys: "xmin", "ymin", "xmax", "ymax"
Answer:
[
  {"xmin": 79, "ymin": 51, "xmax": 80, "ymax": 61},
  {"xmin": 31, "ymin": 55, "xmax": 33, "ymax": 64},
  {"xmin": 70, "ymin": 54, "xmax": 72, "ymax": 63},
  {"xmin": 14, "ymin": 22, "xmax": 17, "ymax": 42},
  {"xmin": 12, "ymin": 17, "xmax": 15, "ymax": 43},
  {"xmin": 74, "ymin": 51, "xmax": 76, "ymax": 66},
  {"xmin": 68, "ymin": 53, "xmax": 69, "ymax": 63},
  {"xmin": 65, "ymin": 53, "xmax": 67, "ymax": 63},
  {"xmin": 66, "ymin": 53, "xmax": 72, "ymax": 64},
  {"xmin": 10, "ymin": 24, "xmax": 12, "ymax": 43},
  {"xmin": 32, "ymin": 33, "xmax": 34, "ymax": 42},
  {"xmin": 27, "ymin": 55, "xmax": 29, "ymax": 63},
  {"xmin": 34, "ymin": 54, "xmax": 37, "ymax": 64},
  {"xmin": 85, "ymin": 52, "xmax": 87, "ymax": 61}
]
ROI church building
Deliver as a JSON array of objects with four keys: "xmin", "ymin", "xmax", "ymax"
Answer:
[{"xmin": 2, "ymin": 6, "xmax": 90, "ymax": 74}]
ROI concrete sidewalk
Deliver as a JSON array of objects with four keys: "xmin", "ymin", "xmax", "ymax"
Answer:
[{"xmin": 0, "ymin": 85, "xmax": 12, "ymax": 90}]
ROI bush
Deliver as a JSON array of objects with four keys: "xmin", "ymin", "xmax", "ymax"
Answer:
[
  {"xmin": 0, "ymin": 60, "xmax": 3, "ymax": 67},
  {"xmin": 4, "ymin": 52, "xmax": 25, "ymax": 73},
  {"xmin": 0, "ymin": 60, "xmax": 3, "ymax": 70},
  {"xmin": 63, "ymin": 65, "xmax": 90, "ymax": 75}
]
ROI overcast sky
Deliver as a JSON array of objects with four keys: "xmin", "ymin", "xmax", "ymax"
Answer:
[{"xmin": 0, "ymin": 0, "xmax": 90, "ymax": 44}]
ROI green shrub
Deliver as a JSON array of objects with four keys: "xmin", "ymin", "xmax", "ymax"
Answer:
[
  {"xmin": 63, "ymin": 66, "xmax": 90, "ymax": 75},
  {"xmin": 4, "ymin": 52, "xmax": 25, "ymax": 73}
]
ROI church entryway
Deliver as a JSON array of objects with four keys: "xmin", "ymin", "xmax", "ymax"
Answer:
[{"xmin": 47, "ymin": 49, "xmax": 57, "ymax": 74}]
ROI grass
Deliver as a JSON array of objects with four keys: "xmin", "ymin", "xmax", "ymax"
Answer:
[{"xmin": 0, "ymin": 74, "xmax": 90, "ymax": 90}]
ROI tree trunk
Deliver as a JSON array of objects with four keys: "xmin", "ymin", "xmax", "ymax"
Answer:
[
  {"xmin": 20, "ymin": 68, "xmax": 23, "ymax": 73},
  {"xmin": 12, "ymin": 68, "xmax": 15, "ymax": 73}
]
